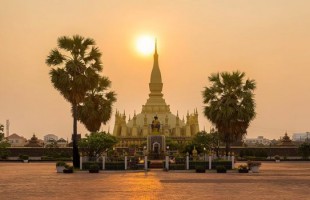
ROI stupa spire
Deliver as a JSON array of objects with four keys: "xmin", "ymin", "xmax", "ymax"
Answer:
[
  {"xmin": 149, "ymin": 39, "xmax": 163, "ymax": 97},
  {"xmin": 143, "ymin": 39, "xmax": 169, "ymax": 112}
]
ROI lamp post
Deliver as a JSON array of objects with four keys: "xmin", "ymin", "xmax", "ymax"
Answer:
[
  {"xmin": 203, "ymin": 147, "xmax": 206, "ymax": 161},
  {"xmin": 166, "ymin": 145, "xmax": 170, "ymax": 156},
  {"xmin": 143, "ymin": 146, "xmax": 147, "ymax": 156}
]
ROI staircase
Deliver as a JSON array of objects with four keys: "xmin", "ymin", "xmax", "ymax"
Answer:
[{"xmin": 149, "ymin": 160, "xmax": 163, "ymax": 169}]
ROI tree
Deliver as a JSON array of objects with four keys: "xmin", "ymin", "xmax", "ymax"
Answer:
[
  {"xmin": 0, "ymin": 124, "xmax": 10, "ymax": 159},
  {"xmin": 298, "ymin": 142, "xmax": 310, "ymax": 160},
  {"xmin": 192, "ymin": 130, "xmax": 221, "ymax": 156},
  {"xmin": 0, "ymin": 124, "xmax": 4, "ymax": 139},
  {"xmin": 192, "ymin": 131, "xmax": 213, "ymax": 151},
  {"xmin": 77, "ymin": 77, "xmax": 116, "ymax": 132},
  {"xmin": 202, "ymin": 71, "xmax": 256, "ymax": 155},
  {"xmin": 46, "ymin": 35, "xmax": 116, "ymax": 167},
  {"xmin": 165, "ymin": 138, "xmax": 180, "ymax": 151},
  {"xmin": 78, "ymin": 132, "xmax": 117, "ymax": 160}
]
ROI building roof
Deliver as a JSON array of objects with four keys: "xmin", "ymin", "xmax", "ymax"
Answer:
[{"xmin": 6, "ymin": 133, "xmax": 26, "ymax": 140}]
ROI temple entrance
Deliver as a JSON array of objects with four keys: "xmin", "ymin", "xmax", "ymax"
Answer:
[
  {"xmin": 152, "ymin": 142, "xmax": 160, "ymax": 154},
  {"xmin": 147, "ymin": 135, "xmax": 166, "ymax": 160}
]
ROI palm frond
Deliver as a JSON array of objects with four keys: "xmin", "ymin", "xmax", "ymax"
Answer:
[{"xmin": 46, "ymin": 49, "xmax": 65, "ymax": 66}]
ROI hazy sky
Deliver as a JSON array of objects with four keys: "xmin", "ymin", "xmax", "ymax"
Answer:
[{"xmin": 1, "ymin": 0, "xmax": 310, "ymax": 140}]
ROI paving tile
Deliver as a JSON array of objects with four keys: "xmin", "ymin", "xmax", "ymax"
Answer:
[{"xmin": 0, "ymin": 162, "xmax": 309, "ymax": 199}]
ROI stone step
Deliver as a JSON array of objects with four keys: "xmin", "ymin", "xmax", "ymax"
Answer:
[{"xmin": 149, "ymin": 161, "xmax": 164, "ymax": 168}]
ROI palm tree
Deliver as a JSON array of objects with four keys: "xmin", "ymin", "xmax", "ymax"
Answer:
[
  {"xmin": 46, "ymin": 35, "xmax": 106, "ymax": 168},
  {"xmin": 77, "ymin": 76, "xmax": 116, "ymax": 132},
  {"xmin": 0, "ymin": 124, "xmax": 4, "ymax": 140},
  {"xmin": 202, "ymin": 71, "xmax": 256, "ymax": 155}
]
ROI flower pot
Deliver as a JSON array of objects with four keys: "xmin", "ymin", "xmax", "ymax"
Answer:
[
  {"xmin": 56, "ymin": 166, "xmax": 65, "ymax": 173},
  {"xmin": 238, "ymin": 169, "xmax": 249, "ymax": 173},
  {"xmin": 195, "ymin": 168, "xmax": 206, "ymax": 173},
  {"xmin": 63, "ymin": 169, "xmax": 73, "ymax": 173},
  {"xmin": 216, "ymin": 169, "xmax": 227, "ymax": 173},
  {"xmin": 275, "ymin": 160, "xmax": 280, "ymax": 163},
  {"xmin": 250, "ymin": 166, "xmax": 260, "ymax": 173},
  {"xmin": 89, "ymin": 169, "xmax": 99, "ymax": 173},
  {"xmin": 23, "ymin": 160, "xmax": 29, "ymax": 163}
]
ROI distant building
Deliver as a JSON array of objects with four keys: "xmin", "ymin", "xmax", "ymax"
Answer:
[
  {"xmin": 244, "ymin": 136, "xmax": 271, "ymax": 146},
  {"xmin": 44, "ymin": 134, "xmax": 59, "ymax": 147},
  {"xmin": 25, "ymin": 134, "xmax": 43, "ymax": 147},
  {"xmin": 6, "ymin": 133, "xmax": 27, "ymax": 147},
  {"xmin": 278, "ymin": 132, "xmax": 295, "ymax": 146},
  {"xmin": 44, "ymin": 134, "xmax": 58, "ymax": 143},
  {"xmin": 57, "ymin": 138, "xmax": 67, "ymax": 147},
  {"xmin": 292, "ymin": 132, "xmax": 310, "ymax": 142}
]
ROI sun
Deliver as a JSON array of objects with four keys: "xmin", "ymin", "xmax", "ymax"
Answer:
[{"xmin": 136, "ymin": 36, "xmax": 155, "ymax": 55}]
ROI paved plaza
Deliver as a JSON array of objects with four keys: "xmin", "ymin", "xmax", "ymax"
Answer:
[{"xmin": 0, "ymin": 162, "xmax": 310, "ymax": 200}]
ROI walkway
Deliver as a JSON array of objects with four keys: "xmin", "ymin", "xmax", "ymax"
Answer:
[{"xmin": 0, "ymin": 162, "xmax": 309, "ymax": 200}]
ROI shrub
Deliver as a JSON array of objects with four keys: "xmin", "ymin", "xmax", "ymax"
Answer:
[
  {"xmin": 105, "ymin": 161, "xmax": 125, "ymax": 170},
  {"xmin": 238, "ymin": 164, "xmax": 248, "ymax": 170},
  {"xmin": 175, "ymin": 157, "xmax": 186, "ymax": 164},
  {"xmin": 189, "ymin": 161, "xmax": 208, "ymax": 169},
  {"xmin": 64, "ymin": 164, "xmax": 73, "ymax": 170},
  {"xmin": 216, "ymin": 165, "xmax": 226, "ymax": 173},
  {"xmin": 56, "ymin": 161, "xmax": 66, "ymax": 167},
  {"xmin": 255, "ymin": 149, "xmax": 268, "ymax": 158},
  {"xmin": 82, "ymin": 162, "xmax": 102, "ymax": 170},
  {"xmin": 63, "ymin": 164, "xmax": 74, "ymax": 173},
  {"xmin": 237, "ymin": 164, "xmax": 249, "ymax": 173},
  {"xmin": 211, "ymin": 160, "xmax": 232, "ymax": 170},
  {"xmin": 195, "ymin": 165, "xmax": 206, "ymax": 173},
  {"xmin": 19, "ymin": 155, "xmax": 29, "ymax": 160},
  {"xmin": 274, "ymin": 155, "xmax": 280, "ymax": 160},
  {"xmin": 0, "ymin": 149, "xmax": 9, "ymax": 159},
  {"xmin": 89, "ymin": 164, "xmax": 100, "ymax": 170},
  {"xmin": 169, "ymin": 164, "xmax": 186, "ymax": 170},
  {"xmin": 247, "ymin": 161, "xmax": 261, "ymax": 168}
]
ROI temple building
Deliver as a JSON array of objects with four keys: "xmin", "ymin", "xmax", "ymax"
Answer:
[
  {"xmin": 113, "ymin": 41, "xmax": 199, "ymax": 149},
  {"xmin": 24, "ymin": 134, "xmax": 43, "ymax": 147},
  {"xmin": 278, "ymin": 132, "xmax": 295, "ymax": 146}
]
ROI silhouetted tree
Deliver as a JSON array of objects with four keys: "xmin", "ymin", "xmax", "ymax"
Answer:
[
  {"xmin": 202, "ymin": 71, "xmax": 256, "ymax": 155},
  {"xmin": 46, "ymin": 35, "xmax": 116, "ymax": 167}
]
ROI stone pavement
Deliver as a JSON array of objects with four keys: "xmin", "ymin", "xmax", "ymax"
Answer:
[{"xmin": 0, "ymin": 162, "xmax": 310, "ymax": 200}]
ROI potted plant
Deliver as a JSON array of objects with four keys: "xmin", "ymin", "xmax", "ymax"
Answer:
[
  {"xmin": 216, "ymin": 165, "xmax": 227, "ymax": 173},
  {"xmin": 274, "ymin": 155, "xmax": 280, "ymax": 162},
  {"xmin": 19, "ymin": 155, "xmax": 29, "ymax": 163},
  {"xmin": 56, "ymin": 161, "xmax": 66, "ymax": 173},
  {"xmin": 247, "ymin": 161, "xmax": 261, "ymax": 173},
  {"xmin": 89, "ymin": 164, "xmax": 100, "ymax": 173},
  {"xmin": 63, "ymin": 164, "xmax": 74, "ymax": 173},
  {"xmin": 238, "ymin": 164, "xmax": 249, "ymax": 173},
  {"xmin": 195, "ymin": 165, "xmax": 206, "ymax": 173}
]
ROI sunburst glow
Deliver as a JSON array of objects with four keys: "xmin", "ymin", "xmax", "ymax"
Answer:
[{"xmin": 136, "ymin": 36, "xmax": 155, "ymax": 55}]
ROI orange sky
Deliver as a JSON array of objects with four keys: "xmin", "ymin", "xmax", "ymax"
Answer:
[{"xmin": 0, "ymin": 0, "xmax": 310, "ymax": 140}]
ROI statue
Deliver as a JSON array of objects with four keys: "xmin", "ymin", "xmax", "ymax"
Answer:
[{"xmin": 151, "ymin": 115, "xmax": 160, "ymax": 132}]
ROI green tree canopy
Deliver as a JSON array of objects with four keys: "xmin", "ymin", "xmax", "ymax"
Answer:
[
  {"xmin": 299, "ymin": 142, "xmax": 310, "ymax": 160},
  {"xmin": 192, "ymin": 130, "xmax": 220, "ymax": 155},
  {"xmin": 202, "ymin": 71, "xmax": 256, "ymax": 154},
  {"xmin": 0, "ymin": 124, "xmax": 4, "ymax": 140},
  {"xmin": 78, "ymin": 132, "xmax": 118, "ymax": 160},
  {"xmin": 0, "ymin": 124, "xmax": 10, "ymax": 159},
  {"xmin": 46, "ymin": 35, "xmax": 116, "ymax": 167},
  {"xmin": 77, "ymin": 77, "xmax": 116, "ymax": 132}
]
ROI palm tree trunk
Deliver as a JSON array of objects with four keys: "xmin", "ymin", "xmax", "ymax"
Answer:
[
  {"xmin": 72, "ymin": 103, "xmax": 80, "ymax": 168},
  {"xmin": 225, "ymin": 142, "xmax": 231, "ymax": 156}
]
